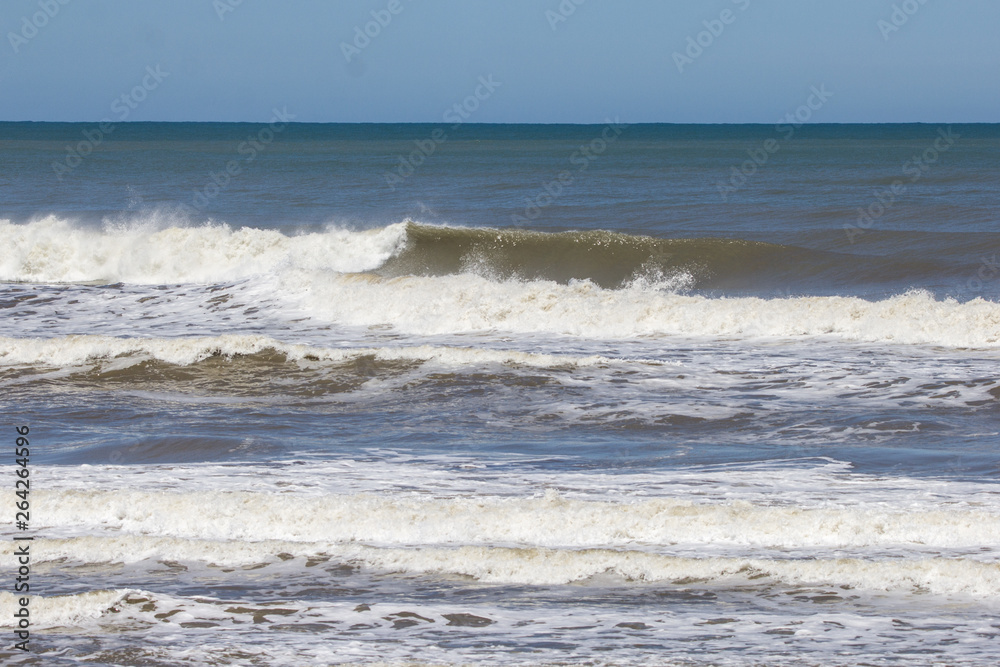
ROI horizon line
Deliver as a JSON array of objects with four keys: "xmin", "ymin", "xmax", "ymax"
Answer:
[{"xmin": 2, "ymin": 120, "xmax": 998, "ymax": 126}]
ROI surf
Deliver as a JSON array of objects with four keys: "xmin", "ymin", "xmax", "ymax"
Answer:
[{"xmin": 0, "ymin": 216, "xmax": 937, "ymax": 291}]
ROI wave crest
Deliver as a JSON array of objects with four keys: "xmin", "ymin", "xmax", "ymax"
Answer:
[
  {"xmin": 0, "ymin": 217, "xmax": 856, "ymax": 290},
  {"xmin": 0, "ymin": 216, "xmax": 407, "ymax": 284}
]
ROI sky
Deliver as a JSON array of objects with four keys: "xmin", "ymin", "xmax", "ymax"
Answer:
[{"xmin": 0, "ymin": 0, "xmax": 997, "ymax": 124}]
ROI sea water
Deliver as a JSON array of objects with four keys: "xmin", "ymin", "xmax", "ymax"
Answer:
[{"xmin": 1, "ymin": 122, "xmax": 999, "ymax": 665}]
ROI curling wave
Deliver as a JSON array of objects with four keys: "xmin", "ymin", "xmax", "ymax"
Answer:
[
  {"xmin": 4, "ymin": 217, "xmax": 999, "ymax": 347},
  {"xmin": 0, "ymin": 217, "xmax": 929, "ymax": 289}
]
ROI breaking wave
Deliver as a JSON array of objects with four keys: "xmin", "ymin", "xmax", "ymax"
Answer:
[
  {"xmin": 0, "ymin": 216, "xmax": 919, "ymax": 289},
  {"xmin": 3, "ymin": 217, "xmax": 998, "ymax": 346}
]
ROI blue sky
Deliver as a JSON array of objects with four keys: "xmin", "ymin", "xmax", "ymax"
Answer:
[{"xmin": 1, "ymin": 0, "xmax": 997, "ymax": 123}]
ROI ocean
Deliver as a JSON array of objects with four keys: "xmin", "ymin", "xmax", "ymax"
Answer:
[{"xmin": 1, "ymin": 121, "xmax": 999, "ymax": 666}]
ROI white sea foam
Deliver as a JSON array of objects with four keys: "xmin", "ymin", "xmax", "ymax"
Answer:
[
  {"xmin": 295, "ymin": 272, "xmax": 1000, "ymax": 346},
  {"xmin": 27, "ymin": 488, "xmax": 1000, "ymax": 552},
  {"xmin": 0, "ymin": 334, "xmax": 626, "ymax": 368},
  {"xmin": 26, "ymin": 457, "xmax": 1000, "ymax": 513},
  {"xmin": 0, "ymin": 589, "xmax": 132, "ymax": 628},
  {"xmin": 4, "ymin": 218, "xmax": 1000, "ymax": 347},
  {"xmin": 1, "ymin": 587, "xmax": 993, "ymax": 666},
  {"xmin": 4, "ymin": 534, "xmax": 999, "ymax": 596},
  {"xmin": 351, "ymin": 545, "xmax": 1000, "ymax": 594},
  {"xmin": 0, "ymin": 216, "xmax": 407, "ymax": 283}
]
